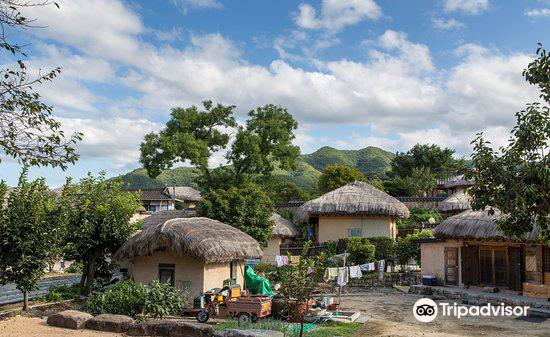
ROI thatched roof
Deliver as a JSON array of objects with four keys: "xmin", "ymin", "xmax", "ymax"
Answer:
[
  {"xmin": 171, "ymin": 186, "xmax": 202, "ymax": 202},
  {"xmin": 437, "ymin": 190, "xmax": 472, "ymax": 213},
  {"xmin": 444, "ymin": 175, "xmax": 474, "ymax": 189},
  {"xmin": 434, "ymin": 209, "xmax": 540, "ymax": 242},
  {"xmin": 139, "ymin": 209, "xmax": 196, "ymax": 228},
  {"xmin": 293, "ymin": 181, "xmax": 409, "ymax": 223},
  {"xmin": 271, "ymin": 213, "xmax": 300, "ymax": 238},
  {"xmin": 129, "ymin": 188, "xmax": 174, "ymax": 201},
  {"xmin": 116, "ymin": 217, "xmax": 262, "ymax": 263}
]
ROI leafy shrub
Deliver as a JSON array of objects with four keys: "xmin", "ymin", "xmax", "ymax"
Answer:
[
  {"xmin": 368, "ymin": 237, "xmax": 394, "ymax": 261},
  {"xmin": 253, "ymin": 262, "xmax": 280, "ymax": 283},
  {"xmin": 83, "ymin": 280, "xmax": 187, "ymax": 319},
  {"xmin": 346, "ymin": 238, "xmax": 375, "ymax": 265},
  {"xmin": 324, "ymin": 240, "xmax": 337, "ymax": 256},
  {"xmin": 394, "ymin": 230, "xmax": 434, "ymax": 267},
  {"xmin": 42, "ymin": 283, "xmax": 80, "ymax": 302},
  {"xmin": 64, "ymin": 262, "xmax": 83, "ymax": 274},
  {"xmin": 397, "ymin": 206, "xmax": 441, "ymax": 228}
]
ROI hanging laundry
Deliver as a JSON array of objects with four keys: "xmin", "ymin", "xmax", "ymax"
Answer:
[
  {"xmin": 275, "ymin": 255, "xmax": 289, "ymax": 267},
  {"xmin": 281, "ymin": 255, "xmax": 289, "ymax": 266},
  {"xmin": 349, "ymin": 265, "xmax": 363, "ymax": 278},
  {"xmin": 378, "ymin": 260, "xmax": 385, "ymax": 280},
  {"xmin": 323, "ymin": 267, "xmax": 338, "ymax": 282},
  {"xmin": 337, "ymin": 267, "xmax": 349, "ymax": 286}
]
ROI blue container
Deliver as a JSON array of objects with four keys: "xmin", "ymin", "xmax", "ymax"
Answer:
[{"xmin": 422, "ymin": 275, "xmax": 437, "ymax": 286}]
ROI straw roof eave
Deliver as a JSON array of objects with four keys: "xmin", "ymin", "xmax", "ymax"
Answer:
[
  {"xmin": 271, "ymin": 213, "xmax": 300, "ymax": 238},
  {"xmin": 293, "ymin": 181, "xmax": 410, "ymax": 223},
  {"xmin": 116, "ymin": 217, "xmax": 262, "ymax": 263},
  {"xmin": 437, "ymin": 190, "xmax": 472, "ymax": 213}
]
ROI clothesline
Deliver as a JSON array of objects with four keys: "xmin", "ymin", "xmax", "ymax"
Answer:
[{"xmin": 323, "ymin": 259, "xmax": 386, "ymax": 284}]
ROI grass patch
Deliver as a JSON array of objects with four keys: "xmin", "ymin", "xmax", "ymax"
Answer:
[{"xmin": 212, "ymin": 319, "xmax": 360, "ymax": 337}]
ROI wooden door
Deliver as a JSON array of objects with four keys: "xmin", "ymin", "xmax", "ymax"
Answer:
[
  {"xmin": 480, "ymin": 249, "xmax": 493, "ymax": 285},
  {"xmin": 461, "ymin": 246, "xmax": 479, "ymax": 286},
  {"xmin": 508, "ymin": 247, "xmax": 522, "ymax": 290},
  {"xmin": 445, "ymin": 247, "xmax": 459, "ymax": 285},
  {"xmin": 494, "ymin": 250, "xmax": 507, "ymax": 286}
]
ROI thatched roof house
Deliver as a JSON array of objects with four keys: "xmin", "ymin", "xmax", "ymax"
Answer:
[
  {"xmin": 271, "ymin": 213, "xmax": 300, "ymax": 238},
  {"xmin": 171, "ymin": 186, "xmax": 202, "ymax": 202},
  {"xmin": 444, "ymin": 175, "xmax": 475, "ymax": 189},
  {"xmin": 117, "ymin": 217, "xmax": 261, "ymax": 297},
  {"xmin": 437, "ymin": 190, "xmax": 472, "ymax": 213},
  {"xmin": 294, "ymin": 181, "xmax": 409, "ymax": 242},
  {"xmin": 139, "ymin": 209, "xmax": 196, "ymax": 228},
  {"xmin": 433, "ymin": 209, "xmax": 540, "ymax": 242},
  {"xmin": 262, "ymin": 214, "xmax": 300, "ymax": 262},
  {"xmin": 420, "ymin": 209, "xmax": 548, "ymax": 298}
]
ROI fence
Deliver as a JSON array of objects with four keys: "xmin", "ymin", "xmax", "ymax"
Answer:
[
  {"xmin": 0, "ymin": 274, "xmax": 81, "ymax": 306},
  {"xmin": 345, "ymin": 271, "xmax": 421, "ymax": 288}
]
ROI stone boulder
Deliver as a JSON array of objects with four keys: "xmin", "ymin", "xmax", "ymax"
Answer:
[
  {"xmin": 125, "ymin": 319, "xmax": 213, "ymax": 337},
  {"xmin": 46, "ymin": 310, "xmax": 93, "ymax": 330},
  {"xmin": 85, "ymin": 314, "xmax": 135, "ymax": 333},
  {"xmin": 214, "ymin": 329, "xmax": 284, "ymax": 337}
]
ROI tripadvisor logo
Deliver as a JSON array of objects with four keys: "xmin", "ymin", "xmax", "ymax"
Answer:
[{"xmin": 413, "ymin": 298, "xmax": 529, "ymax": 322}]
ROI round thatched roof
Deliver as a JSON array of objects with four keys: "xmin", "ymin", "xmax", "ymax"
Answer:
[
  {"xmin": 434, "ymin": 209, "xmax": 540, "ymax": 242},
  {"xmin": 437, "ymin": 190, "xmax": 472, "ymax": 213},
  {"xmin": 139, "ymin": 209, "xmax": 196, "ymax": 228},
  {"xmin": 293, "ymin": 181, "xmax": 409, "ymax": 223},
  {"xmin": 116, "ymin": 217, "xmax": 262, "ymax": 263},
  {"xmin": 444, "ymin": 175, "xmax": 475, "ymax": 189},
  {"xmin": 271, "ymin": 213, "xmax": 300, "ymax": 238}
]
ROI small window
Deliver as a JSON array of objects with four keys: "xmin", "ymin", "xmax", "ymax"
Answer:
[
  {"xmin": 158, "ymin": 264, "xmax": 175, "ymax": 287},
  {"xmin": 347, "ymin": 228, "xmax": 363, "ymax": 237}
]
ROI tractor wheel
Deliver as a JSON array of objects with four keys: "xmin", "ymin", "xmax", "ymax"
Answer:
[
  {"xmin": 196, "ymin": 310, "xmax": 209, "ymax": 323},
  {"xmin": 237, "ymin": 312, "xmax": 252, "ymax": 326}
]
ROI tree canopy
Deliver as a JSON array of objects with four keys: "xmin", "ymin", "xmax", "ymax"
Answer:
[
  {"xmin": 61, "ymin": 174, "xmax": 141, "ymax": 295},
  {"xmin": 317, "ymin": 164, "xmax": 366, "ymax": 193},
  {"xmin": 467, "ymin": 44, "xmax": 549, "ymax": 243},
  {"xmin": 0, "ymin": 170, "xmax": 64, "ymax": 310},
  {"xmin": 390, "ymin": 144, "xmax": 463, "ymax": 180},
  {"xmin": 0, "ymin": 1, "xmax": 81, "ymax": 169}
]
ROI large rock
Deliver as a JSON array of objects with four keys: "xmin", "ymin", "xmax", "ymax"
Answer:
[
  {"xmin": 46, "ymin": 310, "xmax": 93, "ymax": 330},
  {"xmin": 126, "ymin": 320, "xmax": 213, "ymax": 337},
  {"xmin": 214, "ymin": 329, "xmax": 284, "ymax": 337},
  {"xmin": 85, "ymin": 314, "xmax": 135, "ymax": 333}
]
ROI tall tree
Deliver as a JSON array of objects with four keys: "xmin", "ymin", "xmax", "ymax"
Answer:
[
  {"xmin": 141, "ymin": 102, "xmax": 300, "ymax": 244},
  {"xmin": 393, "ymin": 166, "xmax": 436, "ymax": 196},
  {"xmin": 317, "ymin": 164, "xmax": 365, "ymax": 193},
  {"xmin": 390, "ymin": 144, "xmax": 463, "ymax": 179},
  {"xmin": 467, "ymin": 44, "xmax": 549, "ymax": 242},
  {"xmin": 0, "ymin": 170, "xmax": 63, "ymax": 310},
  {"xmin": 61, "ymin": 174, "xmax": 141, "ymax": 295},
  {"xmin": 0, "ymin": 1, "xmax": 82, "ymax": 169}
]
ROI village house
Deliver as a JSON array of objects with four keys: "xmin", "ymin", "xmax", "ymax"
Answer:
[
  {"xmin": 420, "ymin": 209, "xmax": 549, "ymax": 299},
  {"xmin": 437, "ymin": 175, "xmax": 474, "ymax": 216},
  {"xmin": 129, "ymin": 186, "xmax": 201, "ymax": 222},
  {"xmin": 293, "ymin": 181, "xmax": 409, "ymax": 243},
  {"xmin": 115, "ymin": 216, "xmax": 262, "ymax": 298},
  {"xmin": 261, "ymin": 213, "xmax": 300, "ymax": 262}
]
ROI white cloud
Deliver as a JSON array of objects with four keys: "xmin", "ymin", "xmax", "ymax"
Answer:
[
  {"xmin": 524, "ymin": 8, "xmax": 550, "ymax": 18},
  {"xmin": 444, "ymin": 0, "xmax": 490, "ymax": 15},
  {"xmin": 432, "ymin": 17, "xmax": 465, "ymax": 30},
  {"xmin": 59, "ymin": 117, "xmax": 162, "ymax": 168},
  {"xmin": 294, "ymin": 0, "xmax": 382, "ymax": 33},
  {"xmin": 170, "ymin": 0, "xmax": 223, "ymax": 14}
]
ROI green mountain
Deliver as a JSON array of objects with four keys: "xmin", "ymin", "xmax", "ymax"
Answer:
[{"xmin": 117, "ymin": 146, "xmax": 394, "ymax": 193}]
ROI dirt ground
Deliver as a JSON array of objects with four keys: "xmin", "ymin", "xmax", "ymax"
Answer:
[
  {"xmin": 0, "ymin": 288, "xmax": 548, "ymax": 337},
  {"xmin": 341, "ymin": 287, "xmax": 550, "ymax": 337}
]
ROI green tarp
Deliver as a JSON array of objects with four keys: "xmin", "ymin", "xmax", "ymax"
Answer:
[{"xmin": 244, "ymin": 265, "xmax": 273, "ymax": 297}]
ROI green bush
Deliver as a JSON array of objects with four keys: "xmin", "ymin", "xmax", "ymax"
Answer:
[
  {"xmin": 346, "ymin": 238, "xmax": 375, "ymax": 265},
  {"xmin": 397, "ymin": 206, "xmax": 441, "ymax": 228},
  {"xmin": 83, "ymin": 280, "xmax": 187, "ymax": 319},
  {"xmin": 394, "ymin": 230, "xmax": 433, "ymax": 267},
  {"xmin": 64, "ymin": 262, "xmax": 83, "ymax": 274},
  {"xmin": 368, "ymin": 237, "xmax": 394, "ymax": 261},
  {"xmin": 42, "ymin": 283, "xmax": 80, "ymax": 302},
  {"xmin": 324, "ymin": 240, "xmax": 337, "ymax": 256}
]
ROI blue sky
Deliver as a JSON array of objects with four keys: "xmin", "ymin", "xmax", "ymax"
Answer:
[{"xmin": 1, "ymin": 0, "xmax": 548, "ymax": 186}]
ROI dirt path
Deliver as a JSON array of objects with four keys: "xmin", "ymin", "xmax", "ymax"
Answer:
[
  {"xmin": 342, "ymin": 288, "xmax": 550, "ymax": 337},
  {"xmin": 0, "ymin": 315, "xmax": 123, "ymax": 337}
]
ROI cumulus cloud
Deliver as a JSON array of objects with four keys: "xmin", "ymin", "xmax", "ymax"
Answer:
[
  {"xmin": 15, "ymin": 0, "xmax": 541, "ymax": 167},
  {"xmin": 444, "ymin": 0, "xmax": 490, "ymax": 15},
  {"xmin": 432, "ymin": 17, "xmax": 465, "ymax": 30},
  {"xmin": 294, "ymin": 0, "xmax": 382, "ymax": 33},
  {"xmin": 524, "ymin": 8, "xmax": 550, "ymax": 18},
  {"xmin": 170, "ymin": 0, "xmax": 223, "ymax": 14}
]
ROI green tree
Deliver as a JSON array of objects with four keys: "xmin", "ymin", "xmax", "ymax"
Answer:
[
  {"xmin": 259, "ymin": 176, "xmax": 310, "ymax": 202},
  {"xmin": 393, "ymin": 167, "xmax": 436, "ymax": 196},
  {"xmin": 198, "ymin": 184, "xmax": 275, "ymax": 246},
  {"xmin": 0, "ymin": 170, "xmax": 64, "ymax": 310},
  {"xmin": 467, "ymin": 44, "xmax": 549, "ymax": 242},
  {"xmin": 397, "ymin": 206, "xmax": 442, "ymax": 228},
  {"xmin": 394, "ymin": 230, "xmax": 434, "ymax": 268},
  {"xmin": 390, "ymin": 144, "xmax": 463, "ymax": 179},
  {"xmin": 0, "ymin": 1, "xmax": 82, "ymax": 169},
  {"xmin": 61, "ymin": 174, "xmax": 141, "ymax": 295},
  {"xmin": 317, "ymin": 164, "xmax": 365, "ymax": 193}
]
